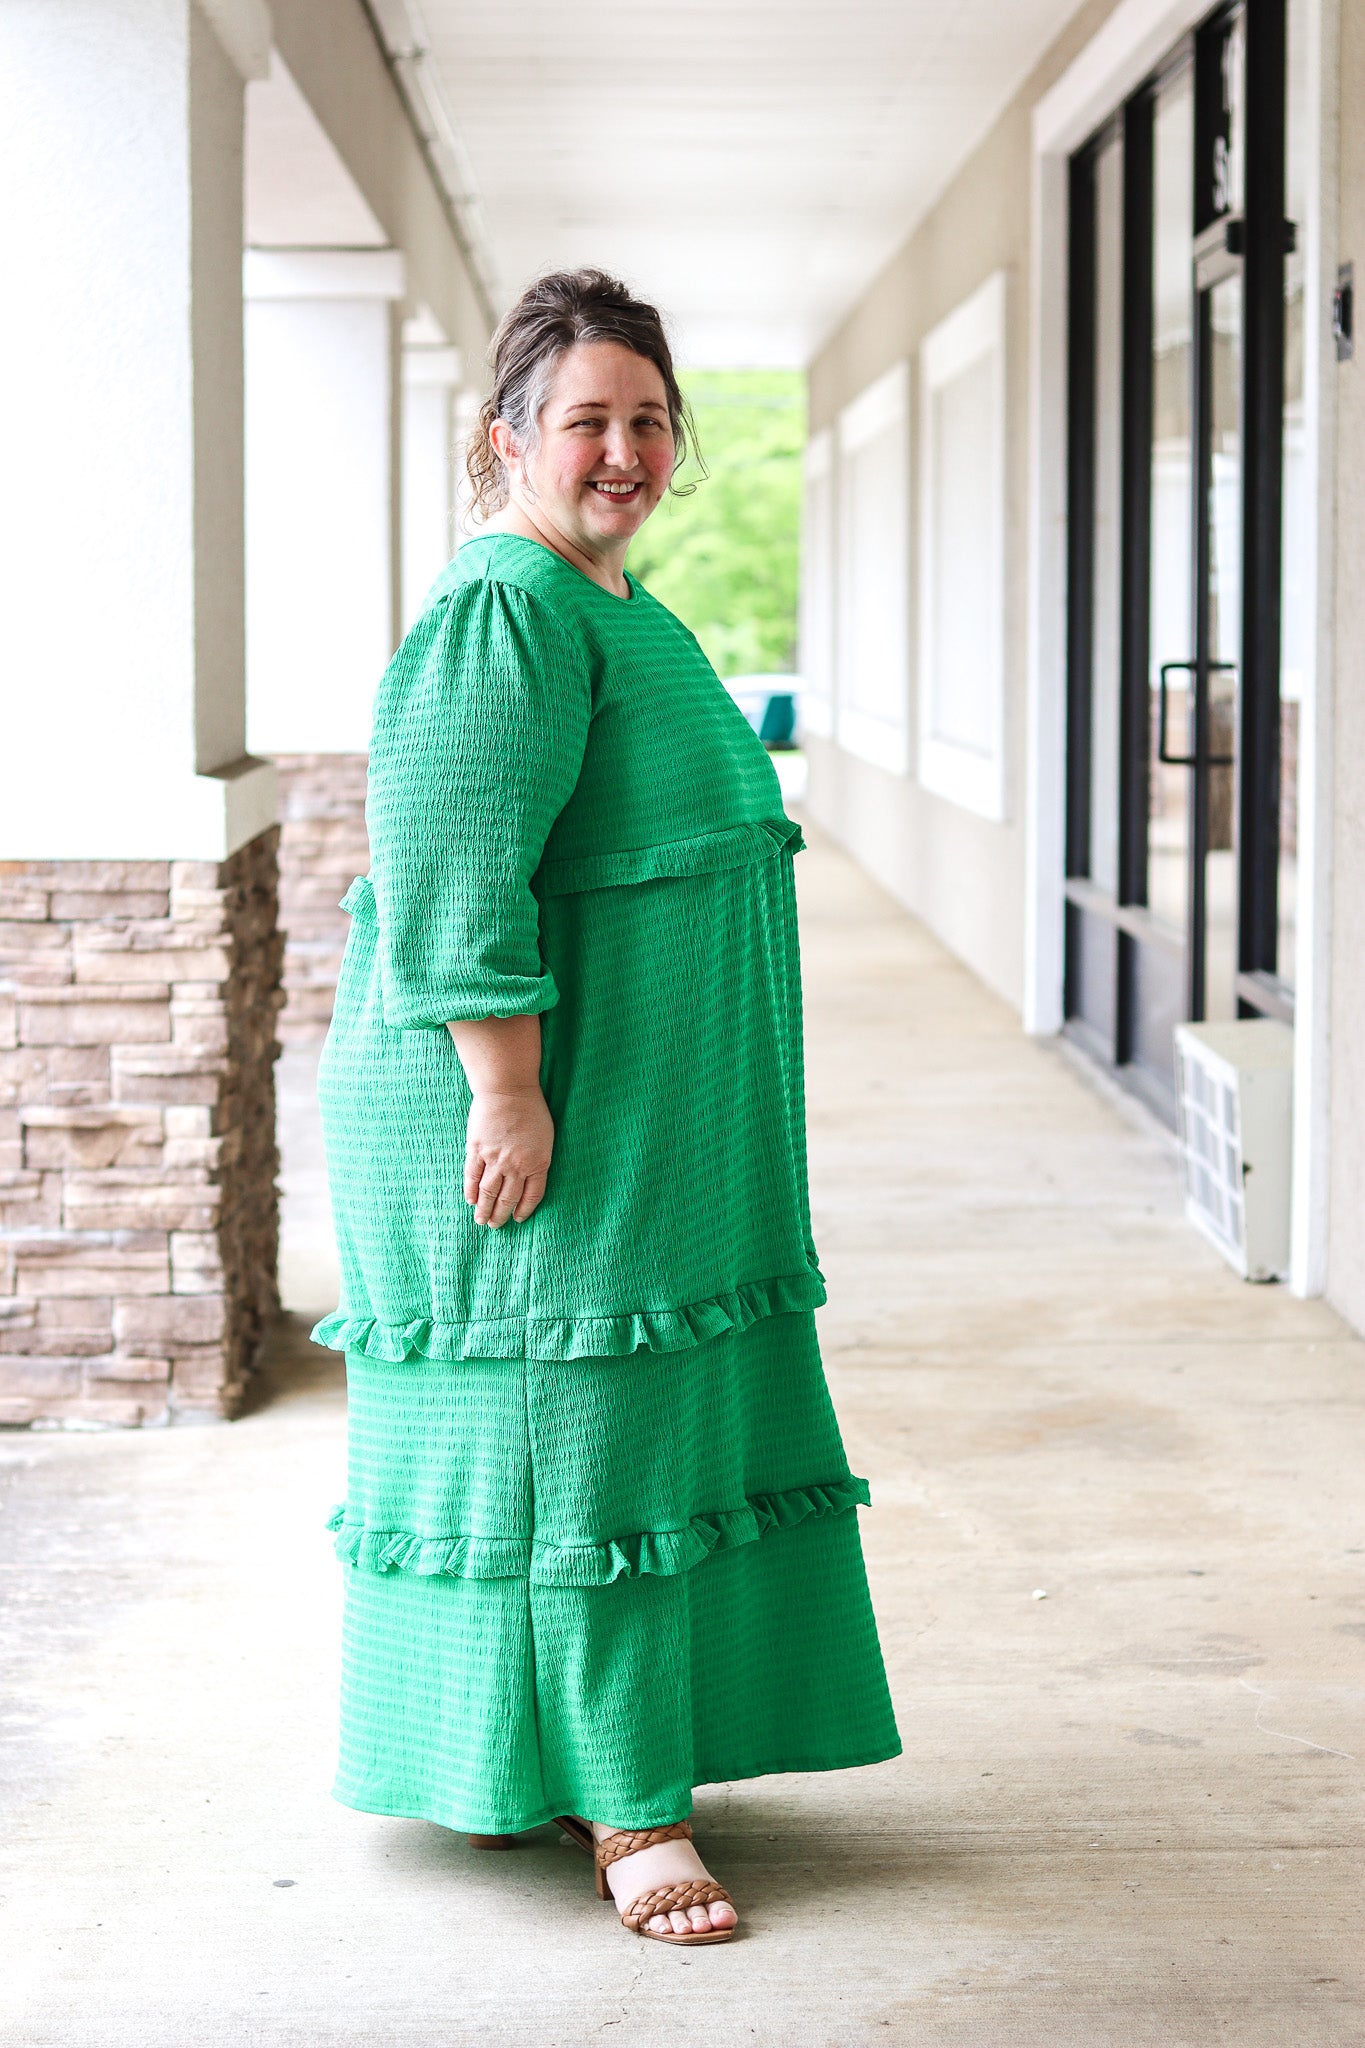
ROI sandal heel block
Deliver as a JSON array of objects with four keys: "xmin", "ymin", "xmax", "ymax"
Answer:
[{"xmin": 553, "ymin": 1816, "xmax": 736, "ymax": 1946}]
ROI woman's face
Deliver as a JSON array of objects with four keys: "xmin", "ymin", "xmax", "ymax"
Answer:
[{"xmin": 505, "ymin": 341, "xmax": 675, "ymax": 557}]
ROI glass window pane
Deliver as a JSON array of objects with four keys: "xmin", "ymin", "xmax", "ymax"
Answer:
[
  {"xmin": 1213, "ymin": 13, "xmax": 1247, "ymax": 218},
  {"xmin": 1204, "ymin": 271, "xmax": 1243, "ymax": 1023},
  {"xmin": 1089, "ymin": 134, "xmax": 1124, "ymax": 895},
  {"xmin": 1147, "ymin": 67, "xmax": 1194, "ymax": 933}
]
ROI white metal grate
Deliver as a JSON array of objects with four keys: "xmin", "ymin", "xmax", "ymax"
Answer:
[
  {"xmin": 1173, "ymin": 1020, "xmax": 1293, "ymax": 1281},
  {"xmin": 1176, "ymin": 1046, "xmax": 1245, "ymax": 1259}
]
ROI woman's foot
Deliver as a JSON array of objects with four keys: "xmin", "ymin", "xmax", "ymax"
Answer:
[{"xmin": 591, "ymin": 1821, "xmax": 738, "ymax": 1938}]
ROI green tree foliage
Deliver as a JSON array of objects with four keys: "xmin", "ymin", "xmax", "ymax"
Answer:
[{"xmin": 627, "ymin": 370, "xmax": 805, "ymax": 679}]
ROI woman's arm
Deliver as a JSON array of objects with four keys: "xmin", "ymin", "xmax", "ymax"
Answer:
[
  {"xmin": 365, "ymin": 580, "xmax": 592, "ymax": 1229},
  {"xmin": 448, "ymin": 1014, "xmax": 554, "ymax": 1227},
  {"xmin": 368, "ymin": 583, "xmax": 591, "ymax": 1031}
]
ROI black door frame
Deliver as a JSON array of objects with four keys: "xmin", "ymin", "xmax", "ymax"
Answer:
[
  {"xmin": 1063, "ymin": 0, "xmax": 1293, "ymax": 1123},
  {"xmin": 1234, "ymin": 0, "xmax": 1290, "ymax": 1016}
]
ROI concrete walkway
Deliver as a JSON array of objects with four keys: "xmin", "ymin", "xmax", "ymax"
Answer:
[{"xmin": 2, "ymin": 821, "xmax": 1361, "ymax": 2047}]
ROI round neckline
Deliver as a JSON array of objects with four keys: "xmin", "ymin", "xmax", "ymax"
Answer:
[{"xmin": 463, "ymin": 529, "xmax": 638, "ymax": 604}]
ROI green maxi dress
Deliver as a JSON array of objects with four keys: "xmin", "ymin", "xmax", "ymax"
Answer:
[{"xmin": 313, "ymin": 531, "xmax": 900, "ymax": 1833}]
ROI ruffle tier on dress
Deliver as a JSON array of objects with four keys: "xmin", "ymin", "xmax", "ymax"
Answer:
[{"xmin": 329, "ymin": 1315, "xmax": 900, "ymax": 1834}]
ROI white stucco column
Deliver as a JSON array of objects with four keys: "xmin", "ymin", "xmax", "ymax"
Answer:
[
  {"xmin": 244, "ymin": 249, "xmax": 405, "ymax": 756},
  {"xmin": 0, "ymin": 0, "xmax": 275, "ymax": 860},
  {"xmin": 401, "ymin": 345, "xmax": 464, "ymax": 629}
]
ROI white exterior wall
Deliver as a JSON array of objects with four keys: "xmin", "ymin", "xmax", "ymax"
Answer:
[
  {"xmin": 0, "ymin": 0, "xmax": 274, "ymax": 859},
  {"xmin": 401, "ymin": 347, "xmax": 464, "ymax": 629},
  {"xmin": 244, "ymin": 253, "xmax": 404, "ymax": 757},
  {"xmin": 1327, "ymin": 0, "xmax": 1364, "ymax": 1331},
  {"xmin": 801, "ymin": 4, "xmax": 1125, "ymax": 1007}
]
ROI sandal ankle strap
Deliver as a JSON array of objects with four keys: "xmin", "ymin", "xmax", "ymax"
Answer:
[{"xmin": 595, "ymin": 1820, "xmax": 692, "ymax": 1869}]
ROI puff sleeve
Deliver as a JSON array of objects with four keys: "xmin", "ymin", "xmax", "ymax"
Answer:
[{"xmin": 365, "ymin": 575, "xmax": 592, "ymax": 1030}]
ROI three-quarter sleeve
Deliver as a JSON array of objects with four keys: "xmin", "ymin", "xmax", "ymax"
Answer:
[{"xmin": 366, "ymin": 575, "xmax": 592, "ymax": 1030}]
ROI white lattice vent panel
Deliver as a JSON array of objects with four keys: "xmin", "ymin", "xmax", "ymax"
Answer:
[{"xmin": 1174, "ymin": 1020, "xmax": 1294, "ymax": 1281}]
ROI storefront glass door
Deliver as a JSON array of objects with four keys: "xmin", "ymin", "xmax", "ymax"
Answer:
[{"xmin": 1064, "ymin": 0, "xmax": 1297, "ymax": 1121}]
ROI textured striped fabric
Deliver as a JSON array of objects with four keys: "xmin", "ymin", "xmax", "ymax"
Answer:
[
  {"xmin": 314, "ymin": 533, "xmax": 822, "ymax": 1358},
  {"xmin": 333, "ymin": 1321, "xmax": 900, "ymax": 1833},
  {"xmin": 314, "ymin": 531, "xmax": 901, "ymax": 1831}
]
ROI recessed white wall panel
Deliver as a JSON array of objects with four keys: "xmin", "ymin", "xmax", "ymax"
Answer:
[
  {"xmin": 835, "ymin": 362, "xmax": 911, "ymax": 774},
  {"xmin": 918, "ymin": 270, "xmax": 1007, "ymax": 820},
  {"xmin": 799, "ymin": 428, "xmax": 836, "ymax": 739}
]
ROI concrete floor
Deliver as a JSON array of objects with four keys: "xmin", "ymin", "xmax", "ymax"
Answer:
[{"xmin": 1, "ymin": 820, "xmax": 1362, "ymax": 2047}]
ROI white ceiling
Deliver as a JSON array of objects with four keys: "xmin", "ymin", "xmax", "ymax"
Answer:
[{"xmin": 402, "ymin": 0, "xmax": 1089, "ymax": 365}]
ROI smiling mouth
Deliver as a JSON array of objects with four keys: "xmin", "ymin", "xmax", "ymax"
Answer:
[{"xmin": 590, "ymin": 480, "xmax": 643, "ymax": 499}]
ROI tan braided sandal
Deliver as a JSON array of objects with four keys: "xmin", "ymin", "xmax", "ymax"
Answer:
[{"xmin": 554, "ymin": 1815, "xmax": 736, "ymax": 1946}]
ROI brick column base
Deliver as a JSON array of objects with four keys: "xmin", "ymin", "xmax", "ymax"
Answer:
[
  {"xmin": 274, "ymin": 754, "xmax": 370, "ymax": 1047},
  {"xmin": 0, "ymin": 829, "xmax": 284, "ymax": 1425}
]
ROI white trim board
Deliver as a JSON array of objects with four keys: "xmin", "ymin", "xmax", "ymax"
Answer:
[
  {"xmin": 1022, "ymin": 143, "xmax": 1071, "ymax": 1041},
  {"xmin": 918, "ymin": 270, "xmax": 1008, "ymax": 822},
  {"xmin": 1287, "ymin": 0, "xmax": 1339, "ymax": 1299},
  {"xmin": 1034, "ymin": 0, "xmax": 1212, "ymax": 151}
]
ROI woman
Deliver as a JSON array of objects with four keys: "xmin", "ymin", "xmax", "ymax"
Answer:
[{"xmin": 314, "ymin": 269, "xmax": 900, "ymax": 1947}]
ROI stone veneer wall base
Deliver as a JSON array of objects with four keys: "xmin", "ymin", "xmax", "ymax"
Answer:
[
  {"xmin": 0, "ymin": 830, "xmax": 284, "ymax": 1425},
  {"xmin": 274, "ymin": 754, "xmax": 369, "ymax": 1047}
]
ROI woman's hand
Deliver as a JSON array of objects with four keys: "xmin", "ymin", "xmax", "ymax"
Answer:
[
  {"xmin": 447, "ymin": 1013, "xmax": 553, "ymax": 1226},
  {"xmin": 463, "ymin": 1084, "xmax": 554, "ymax": 1226}
]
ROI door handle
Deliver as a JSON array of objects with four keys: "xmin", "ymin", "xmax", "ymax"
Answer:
[
  {"xmin": 1157, "ymin": 660, "xmax": 1237, "ymax": 767},
  {"xmin": 1158, "ymin": 661, "xmax": 1197, "ymax": 764}
]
